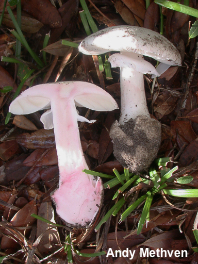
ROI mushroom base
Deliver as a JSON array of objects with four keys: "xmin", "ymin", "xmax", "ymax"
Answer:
[{"xmin": 109, "ymin": 116, "xmax": 161, "ymax": 172}]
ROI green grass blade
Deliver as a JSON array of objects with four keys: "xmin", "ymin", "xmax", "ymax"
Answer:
[
  {"xmin": 79, "ymin": 10, "xmax": 91, "ymax": 35},
  {"xmin": 124, "ymin": 168, "xmax": 130, "ymax": 181},
  {"xmin": 189, "ymin": 20, "xmax": 198, "ymax": 38},
  {"xmin": 62, "ymin": 40, "xmax": 79, "ymax": 48},
  {"xmin": 76, "ymin": 250, "xmax": 106, "ymax": 257},
  {"xmin": 83, "ymin": 169, "xmax": 114, "ymax": 179},
  {"xmin": 43, "ymin": 33, "xmax": 50, "ymax": 65},
  {"xmin": 98, "ymin": 55, "xmax": 104, "ymax": 72},
  {"xmin": 0, "ymin": 0, "xmax": 8, "ymax": 26},
  {"xmin": 193, "ymin": 229, "xmax": 198, "ymax": 244},
  {"xmin": 95, "ymin": 197, "xmax": 125, "ymax": 230},
  {"xmin": 112, "ymin": 197, "xmax": 126, "ymax": 216},
  {"xmin": 112, "ymin": 175, "xmax": 139, "ymax": 200},
  {"xmin": 192, "ymin": 247, "xmax": 198, "ymax": 253},
  {"xmin": 149, "ymin": 168, "xmax": 160, "ymax": 186},
  {"xmin": 163, "ymin": 189, "xmax": 198, "ymax": 197},
  {"xmin": 155, "ymin": 157, "xmax": 172, "ymax": 167},
  {"xmin": 1, "ymin": 56, "xmax": 22, "ymax": 64},
  {"xmin": 1, "ymin": 86, "xmax": 13, "ymax": 93},
  {"xmin": 113, "ymin": 168, "xmax": 125, "ymax": 185},
  {"xmin": 183, "ymin": 0, "xmax": 189, "ymax": 6},
  {"xmin": 121, "ymin": 194, "xmax": 147, "ymax": 222},
  {"xmin": 7, "ymin": 6, "xmax": 44, "ymax": 68},
  {"xmin": 65, "ymin": 234, "xmax": 73, "ymax": 263},
  {"xmin": 104, "ymin": 59, "xmax": 113, "ymax": 79},
  {"xmin": 175, "ymin": 175, "xmax": 193, "ymax": 184},
  {"xmin": 15, "ymin": 0, "xmax": 21, "ymax": 58},
  {"xmin": 155, "ymin": 0, "xmax": 198, "ymax": 17},
  {"xmin": 31, "ymin": 213, "xmax": 65, "ymax": 227},
  {"xmin": 137, "ymin": 193, "xmax": 153, "ymax": 234},
  {"xmin": 103, "ymin": 173, "xmax": 129, "ymax": 189},
  {"xmin": 160, "ymin": 6, "xmax": 164, "ymax": 35},
  {"xmin": 146, "ymin": 0, "xmax": 150, "ymax": 9},
  {"xmin": 160, "ymin": 167, "xmax": 170, "ymax": 177},
  {"xmin": 160, "ymin": 166, "xmax": 178, "ymax": 184},
  {"xmin": 80, "ymin": 0, "xmax": 98, "ymax": 33}
]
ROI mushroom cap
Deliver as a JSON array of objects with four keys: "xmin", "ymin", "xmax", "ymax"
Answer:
[
  {"xmin": 9, "ymin": 81, "xmax": 118, "ymax": 115},
  {"xmin": 78, "ymin": 25, "xmax": 182, "ymax": 66}
]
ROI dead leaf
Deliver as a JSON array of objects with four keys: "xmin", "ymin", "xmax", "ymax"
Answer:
[
  {"xmin": 36, "ymin": 202, "xmax": 61, "ymax": 255},
  {"xmin": 95, "ymin": 160, "xmax": 123, "ymax": 174},
  {"xmin": 2, "ymin": 13, "xmax": 43, "ymax": 33},
  {"xmin": 24, "ymin": 167, "xmax": 41, "ymax": 185},
  {"xmin": 171, "ymin": 120, "xmax": 197, "ymax": 143},
  {"xmin": 141, "ymin": 229, "xmax": 183, "ymax": 249},
  {"xmin": 16, "ymin": 129, "xmax": 55, "ymax": 149},
  {"xmin": 154, "ymin": 90, "xmax": 179, "ymax": 119},
  {"xmin": 21, "ymin": 0, "xmax": 62, "ymax": 28},
  {"xmin": 120, "ymin": 0, "xmax": 146, "ymax": 20},
  {"xmin": 144, "ymin": 2, "xmax": 160, "ymax": 32},
  {"xmin": 13, "ymin": 115, "xmax": 38, "ymax": 131},
  {"xmin": 0, "ymin": 140, "xmax": 21, "ymax": 161},
  {"xmin": 185, "ymin": 108, "xmax": 198, "ymax": 123},
  {"xmin": 40, "ymin": 166, "xmax": 59, "ymax": 188},
  {"xmin": 107, "ymin": 231, "xmax": 146, "ymax": 251},
  {"xmin": 98, "ymin": 113, "xmax": 116, "ymax": 164},
  {"xmin": 15, "ymin": 197, "xmax": 28, "ymax": 208},
  {"xmin": 176, "ymin": 132, "xmax": 188, "ymax": 149},
  {"xmin": 43, "ymin": 39, "xmax": 77, "ymax": 56},
  {"xmin": 114, "ymin": 0, "xmax": 141, "ymax": 26},
  {"xmin": 106, "ymin": 83, "xmax": 121, "ymax": 98},
  {"xmin": 0, "ymin": 65, "xmax": 17, "ymax": 90},
  {"xmin": 158, "ymin": 66, "xmax": 179, "ymax": 84},
  {"xmin": 179, "ymin": 138, "xmax": 198, "ymax": 167},
  {"xmin": 5, "ymin": 153, "xmax": 30, "ymax": 182},
  {"xmin": 1, "ymin": 200, "xmax": 37, "ymax": 250},
  {"xmin": 87, "ymin": 140, "xmax": 99, "ymax": 159},
  {"xmin": 11, "ymin": 200, "xmax": 37, "ymax": 227},
  {"xmin": 0, "ymin": 191, "xmax": 12, "ymax": 210},
  {"xmin": 50, "ymin": 0, "xmax": 79, "ymax": 43},
  {"xmin": 139, "ymin": 210, "xmax": 180, "ymax": 234},
  {"xmin": 23, "ymin": 148, "xmax": 58, "ymax": 166}
]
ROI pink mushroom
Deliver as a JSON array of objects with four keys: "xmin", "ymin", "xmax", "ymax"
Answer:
[{"xmin": 9, "ymin": 81, "xmax": 118, "ymax": 226}]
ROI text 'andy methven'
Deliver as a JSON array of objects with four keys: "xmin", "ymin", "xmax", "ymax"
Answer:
[{"xmin": 106, "ymin": 248, "xmax": 188, "ymax": 260}]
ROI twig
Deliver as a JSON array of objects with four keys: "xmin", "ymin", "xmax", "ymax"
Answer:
[
  {"xmin": 43, "ymin": 55, "xmax": 59, "ymax": 83},
  {"xmin": 179, "ymin": 40, "xmax": 198, "ymax": 115}
]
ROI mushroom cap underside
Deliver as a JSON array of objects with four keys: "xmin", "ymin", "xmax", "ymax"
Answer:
[
  {"xmin": 78, "ymin": 25, "xmax": 182, "ymax": 66},
  {"xmin": 9, "ymin": 81, "xmax": 118, "ymax": 115}
]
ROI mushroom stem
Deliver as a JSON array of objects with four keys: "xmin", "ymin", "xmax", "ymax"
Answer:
[
  {"xmin": 51, "ymin": 98, "xmax": 88, "ymax": 181},
  {"xmin": 51, "ymin": 97, "xmax": 102, "ymax": 226},
  {"xmin": 119, "ymin": 68, "xmax": 150, "ymax": 125}
]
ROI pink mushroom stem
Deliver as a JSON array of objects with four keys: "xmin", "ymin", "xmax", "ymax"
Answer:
[
  {"xmin": 51, "ymin": 98, "xmax": 88, "ymax": 180},
  {"xmin": 51, "ymin": 97, "xmax": 102, "ymax": 225}
]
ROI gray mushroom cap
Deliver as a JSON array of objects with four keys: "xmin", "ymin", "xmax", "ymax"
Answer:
[{"xmin": 78, "ymin": 25, "xmax": 182, "ymax": 66}]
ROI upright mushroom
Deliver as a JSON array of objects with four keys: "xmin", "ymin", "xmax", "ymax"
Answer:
[
  {"xmin": 9, "ymin": 81, "xmax": 118, "ymax": 226},
  {"xmin": 79, "ymin": 25, "xmax": 182, "ymax": 172}
]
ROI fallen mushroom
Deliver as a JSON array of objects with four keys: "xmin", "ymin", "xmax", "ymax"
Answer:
[
  {"xmin": 9, "ymin": 81, "xmax": 118, "ymax": 226},
  {"xmin": 79, "ymin": 25, "xmax": 182, "ymax": 172}
]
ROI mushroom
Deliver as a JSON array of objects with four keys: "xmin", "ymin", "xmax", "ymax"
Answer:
[
  {"xmin": 79, "ymin": 25, "xmax": 182, "ymax": 172},
  {"xmin": 9, "ymin": 81, "xmax": 118, "ymax": 226}
]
